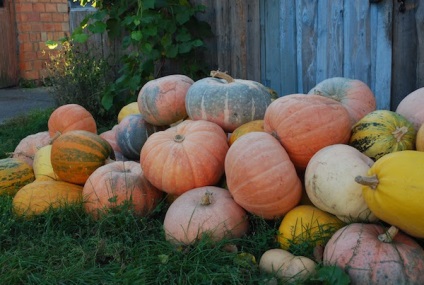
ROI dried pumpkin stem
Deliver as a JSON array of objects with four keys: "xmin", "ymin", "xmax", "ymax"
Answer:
[
  {"xmin": 392, "ymin": 126, "xmax": 409, "ymax": 142},
  {"xmin": 378, "ymin": 226, "xmax": 399, "ymax": 243},
  {"xmin": 200, "ymin": 191, "xmax": 213, "ymax": 206},
  {"xmin": 210, "ymin": 70, "xmax": 235, "ymax": 83},
  {"xmin": 355, "ymin": 175, "xmax": 379, "ymax": 189},
  {"xmin": 49, "ymin": 131, "xmax": 62, "ymax": 144},
  {"xmin": 174, "ymin": 134, "xmax": 185, "ymax": 143}
]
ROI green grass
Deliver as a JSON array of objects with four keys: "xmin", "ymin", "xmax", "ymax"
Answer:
[{"xmin": 0, "ymin": 110, "xmax": 352, "ymax": 284}]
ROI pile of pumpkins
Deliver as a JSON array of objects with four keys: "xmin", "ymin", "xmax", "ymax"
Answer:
[{"xmin": 2, "ymin": 70, "xmax": 424, "ymax": 284}]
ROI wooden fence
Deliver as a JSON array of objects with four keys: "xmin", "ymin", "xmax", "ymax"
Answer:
[
  {"xmin": 69, "ymin": 0, "xmax": 424, "ymax": 111},
  {"xmin": 0, "ymin": 0, "xmax": 18, "ymax": 88}
]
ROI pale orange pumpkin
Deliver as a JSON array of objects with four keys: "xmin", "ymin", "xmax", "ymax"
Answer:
[
  {"xmin": 163, "ymin": 186, "xmax": 249, "ymax": 245},
  {"xmin": 324, "ymin": 223, "xmax": 424, "ymax": 285},
  {"xmin": 12, "ymin": 131, "xmax": 51, "ymax": 166},
  {"xmin": 396, "ymin": 87, "xmax": 424, "ymax": 131},
  {"xmin": 264, "ymin": 94, "xmax": 351, "ymax": 170},
  {"xmin": 137, "ymin": 74, "xmax": 193, "ymax": 126},
  {"xmin": 308, "ymin": 77, "xmax": 376, "ymax": 126},
  {"xmin": 225, "ymin": 132, "xmax": 302, "ymax": 219},
  {"xmin": 140, "ymin": 120, "xmax": 228, "ymax": 196},
  {"xmin": 83, "ymin": 161, "xmax": 163, "ymax": 219},
  {"xmin": 48, "ymin": 104, "xmax": 97, "ymax": 138}
]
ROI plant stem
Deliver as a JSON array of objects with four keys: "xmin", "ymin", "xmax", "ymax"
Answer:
[
  {"xmin": 378, "ymin": 225, "xmax": 399, "ymax": 243},
  {"xmin": 210, "ymin": 70, "xmax": 235, "ymax": 83},
  {"xmin": 355, "ymin": 175, "xmax": 379, "ymax": 189}
]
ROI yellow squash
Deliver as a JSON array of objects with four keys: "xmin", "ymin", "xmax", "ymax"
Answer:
[{"xmin": 355, "ymin": 150, "xmax": 424, "ymax": 238}]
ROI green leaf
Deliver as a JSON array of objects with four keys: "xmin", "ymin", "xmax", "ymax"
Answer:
[
  {"xmin": 143, "ymin": 26, "xmax": 157, "ymax": 37},
  {"xmin": 311, "ymin": 266, "xmax": 351, "ymax": 285},
  {"xmin": 165, "ymin": 46, "xmax": 178, "ymax": 58},
  {"xmin": 141, "ymin": 43, "xmax": 153, "ymax": 54},
  {"xmin": 72, "ymin": 33, "xmax": 89, "ymax": 43},
  {"xmin": 176, "ymin": 10, "xmax": 190, "ymax": 25},
  {"xmin": 178, "ymin": 43, "xmax": 191, "ymax": 54},
  {"xmin": 88, "ymin": 21, "xmax": 107, "ymax": 34},
  {"xmin": 131, "ymin": 31, "xmax": 143, "ymax": 41},
  {"xmin": 191, "ymin": 39, "xmax": 204, "ymax": 47},
  {"xmin": 101, "ymin": 91, "xmax": 114, "ymax": 110},
  {"xmin": 143, "ymin": 0, "xmax": 155, "ymax": 9},
  {"xmin": 176, "ymin": 29, "xmax": 191, "ymax": 42}
]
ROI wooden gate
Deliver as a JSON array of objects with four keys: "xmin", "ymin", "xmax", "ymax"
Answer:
[{"xmin": 0, "ymin": 0, "xmax": 18, "ymax": 88}]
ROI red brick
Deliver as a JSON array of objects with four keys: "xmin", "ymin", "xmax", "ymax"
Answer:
[
  {"xmin": 45, "ymin": 3, "xmax": 57, "ymax": 12},
  {"xmin": 23, "ymin": 12, "xmax": 41, "ymax": 22},
  {"xmin": 57, "ymin": 3, "xmax": 68, "ymax": 13},
  {"xmin": 40, "ymin": 13, "xmax": 53, "ymax": 22},
  {"xmin": 51, "ymin": 13, "xmax": 63, "ymax": 22},
  {"xmin": 19, "ymin": 61, "xmax": 33, "ymax": 71},
  {"xmin": 23, "ymin": 51, "xmax": 37, "ymax": 61},
  {"xmin": 22, "ymin": 70, "xmax": 39, "ymax": 80},
  {"xmin": 18, "ymin": 33, "xmax": 30, "ymax": 43},
  {"xmin": 33, "ymin": 3, "xmax": 46, "ymax": 12},
  {"xmin": 29, "ymin": 33, "xmax": 41, "ymax": 42},
  {"xmin": 17, "ymin": 23, "xmax": 32, "ymax": 32},
  {"xmin": 62, "ymin": 23, "xmax": 70, "ymax": 32},
  {"xmin": 15, "ymin": 3, "xmax": 33, "ymax": 13},
  {"xmin": 42, "ymin": 23, "xmax": 56, "ymax": 32}
]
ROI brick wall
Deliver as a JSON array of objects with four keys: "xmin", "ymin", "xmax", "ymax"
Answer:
[{"xmin": 14, "ymin": 0, "xmax": 69, "ymax": 82}]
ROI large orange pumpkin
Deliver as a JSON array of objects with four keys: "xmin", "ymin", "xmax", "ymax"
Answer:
[
  {"xmin": 263, "ymin": 94, "xmax": 351, "ymax": 170},
  {"xmin": 83, "ymin": 161, "xmax": 163, "ymax": 219},
  {"xmin": 51, "ymin": 130, "xmax": 114, "ymax": 185},
  {"xmin": 163, "ymin": 186, "xmax": 249, "ymax": 245},
  {"xmin": 48, "ymin": 104, "xmax": 97, "ymax": 138},
  {"xmin": 308, "ymin": 77, "xmax": 376, "ymax": 126},
  {"xmin": 140, "ymin": 120, "xmax": 228, "ymax": 196},
  {"xmin": 324, "ymin": 223, "xmax": 424, "ymax": 285},
  {"xmin": 225, "ymin": 132, "xmax": 302, "ymax": 219},
  {"xmin": 137, "ymin": 74, "xmax": 194, "ymax": 126}
]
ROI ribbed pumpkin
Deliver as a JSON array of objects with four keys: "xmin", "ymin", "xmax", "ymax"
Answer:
[
  {"xmin": 228, "ymin": 119, "xmax": 264, "ymax": 146},
  {"xmin": 349, "ymin": 110, "xmax": 416, "ymax": 161},
  {"xmin": 12, "ymin": 131, "xmax": 51, "ymax": 166},
  {"xmin": 225, "ymin": 132, "xmax": 302, "ymax": 219},
  {"xmin": 83, "ymin": 161, "xmax": 163, "ymax": 219},
  {"xmin": 277, "ymin": 205, "xmax": 344, "ymax": 251},
  {"xmin": 185, "ymin": 71, "xmax": 272, "ymax": 132},
  {"xmin": 140, "ymin": 120, "xmax": 228, "ymax": 196},
  {"xmin": 115, "ymin": 114, "xmax": 166, "ymax": 160},
  {"xmin": 48, "ymin": 104, "xmax": 97, "ymax": 138},
  {"xmin": 0, "ymin": 157, "xmax": 35, "ymax": 196},
  {"xmin": 117, "ymin": 102, "xmax": 140, "ymax": 123},
  {"xmin": 396, "ymin": 87, "xmax": 424, "ymax": 131},
  {"xmin": 13, "ymin": 180, "xmax": 83, "ymax": 217},
  {"xmin": 264, "ymin": 94, "xmax": 351, "ymax": 170},
  {"xmin": 305, "ymin": 144, "xmax": 377, "ymax": 223},
  {"xmin": 163, "ymin": 186, "xmax": 249, "ymax": 245},
  {"xmin": 33, "ymin": 145, "xmax": 60, "ymax": 181},
  {"xmin": 308, "ymin": 77, "xmax": 376, "ymax": 126},
  {"xmin": 355, "ymin": 150, "xmax": 424, "ymax": 238},
  {"xmin": 323, "ymin": 223, "xmax": 424, "ymax": 285},
  {"xmin": 137, "ymin": 74, "xmax": 193, "ymax": 126},
  {"xmin": 51, "ymin": 130, "xmax": 114, "ymax": 185},
  {"xmin": 99, "ymin": 125, "xmax": 122, "ymax": 154}
]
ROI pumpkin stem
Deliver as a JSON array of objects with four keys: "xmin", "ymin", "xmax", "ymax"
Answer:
[
  {"xmin": 210, "ymin": 70, "xmax": 235, "ymax": 83},
  {"xmin": 174, "ymin": 134, "xmax": 185, "ymax": 143},
  {"xmin": 49, "ymin": 131, "xmax": 62, "ymax": 144},
  {"xmin": 392, "ymin": 126, "xmax": 409, "ymax": 142},
  {"xmin": 200, "ymin": 191, "xmax": 213, "ymax": 206},
  {"xmin": 354, "ymin": 175, "xmax": 379, "ymax": 189},
  {"xmin": 378, "ymin": 226, "xmax": 399, "ymax": 243}
]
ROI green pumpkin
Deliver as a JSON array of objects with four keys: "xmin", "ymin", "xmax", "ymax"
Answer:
[
  {"xmin": 185, "ymin": 71, "xmax": 272, "ymax": 132},
  {"xmin": 0, "ymin": 157, "xmax": 35, "ymax": 196},
  {"xmin": 349, "ymin": 110, "xmax": 416, "ymax": 160}
]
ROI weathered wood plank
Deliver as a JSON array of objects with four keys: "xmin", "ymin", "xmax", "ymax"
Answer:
[
  {"xmin": 415, "ymin": 1, "xmax": 424, "ymax": 88},
  {"xmin": 295, "ymin": 0, "xmax": 318, "ymax": 94},
  {"xmin": 0, "ymin": 0, "xmax": 18, "ymax": 87}
]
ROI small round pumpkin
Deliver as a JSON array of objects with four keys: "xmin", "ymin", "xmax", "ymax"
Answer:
[
  {"xmin": 13, "ymin": 180, "xmax": 83, "ymax": 217},
  {"xmin": 48, "ymin": 104, "xmax": 97, "ymax": 138},
  {"xmin": 117, "ymin": 102, "xmax": 140, "ymax": 123},
  {"xmin": 137, "ymin": 74, "xmax": 194, "ymax": 126},
  {"xmin": 308, "ymin": 77, "xmax": 376, "ymax": 126},
  {"xmin": 304, "ymin": 144, "xmax": 378, "ymax": 223},
  {"xmin": 277, "ymin": 205, "xmax": 344, "ymax": 251},
  {"xmin": 349, "ymin": 110, "xmax": 416, "ymax": 161},
  {"xmin": 12, "ymin": 131, "xmax": 51, "ymax": 166},
  {"xmin": 140, "ymin": 120, "xmax": 229, "ymax": 196},
  {"xmin": 225, "ymin": 132, "xmax": 302, "ymax": 219},
  {"xmin": 259, "ymin": 248, "xmax": 316, "ymax": 283},
  {"xmin": 83, "ymin": 161, "xmax": 163, "ymax": 219},
  {"xmin": 115, "ymin": 114, "xmax": 166, "ymax": 161},
  {"xmin": 185, "ymin": 71, "xmax": 272, "ymax": 132},
  {"xmin": 0, "ymin": 157, "xmax": 35, "ymax": 196},
  {"xmin": 323, "ymin": 223, "xmax": 424, "ymax": 285},
  {"xmin": 51, "ymin": 130, "xmax": 114, "ymax": 185},
  {"xmin": 228, "ymin": 119, "xmax": 264, "ymax": 146},
  {"xmin": 163, "ymin": 186, "xmax": 249, "ymax": 245},
  {"xmin": 396, "ymin": 87, "xmax": 424, "ymax": 131},
  {"xmin": 264, "ymin": 94, "xmax": 351, "ymax": 170}
]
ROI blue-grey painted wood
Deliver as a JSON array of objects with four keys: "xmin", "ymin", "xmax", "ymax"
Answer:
[{"xmin": 372, "ymin": 0, "xmax": 392, "ymax": 110}]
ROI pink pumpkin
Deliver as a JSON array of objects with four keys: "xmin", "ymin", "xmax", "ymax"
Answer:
[
  {"xmin": 12, "ymin": 131, "xmax": 51, "ymax": 166},
  {"xmin": 396, "ymin": 87, "xmax": 424, "ymax": 131}
]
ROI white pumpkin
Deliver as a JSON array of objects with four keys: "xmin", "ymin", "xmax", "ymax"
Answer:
[
  {"xmin": 259, "ymin": 248, "xmax": 316, "ymax": 282},
  {"xmin": 304, "ymin": 144, "xmax": 378, "ymax": 223}
]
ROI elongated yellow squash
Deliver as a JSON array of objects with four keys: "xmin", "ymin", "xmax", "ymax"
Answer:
[
  {"xmin": 0, "ymin": 157, "xmax": 35, "ymax": 195},
  {"xmin": 355, "ymin": 150, "xmax": 424, "ymax": 238}
]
